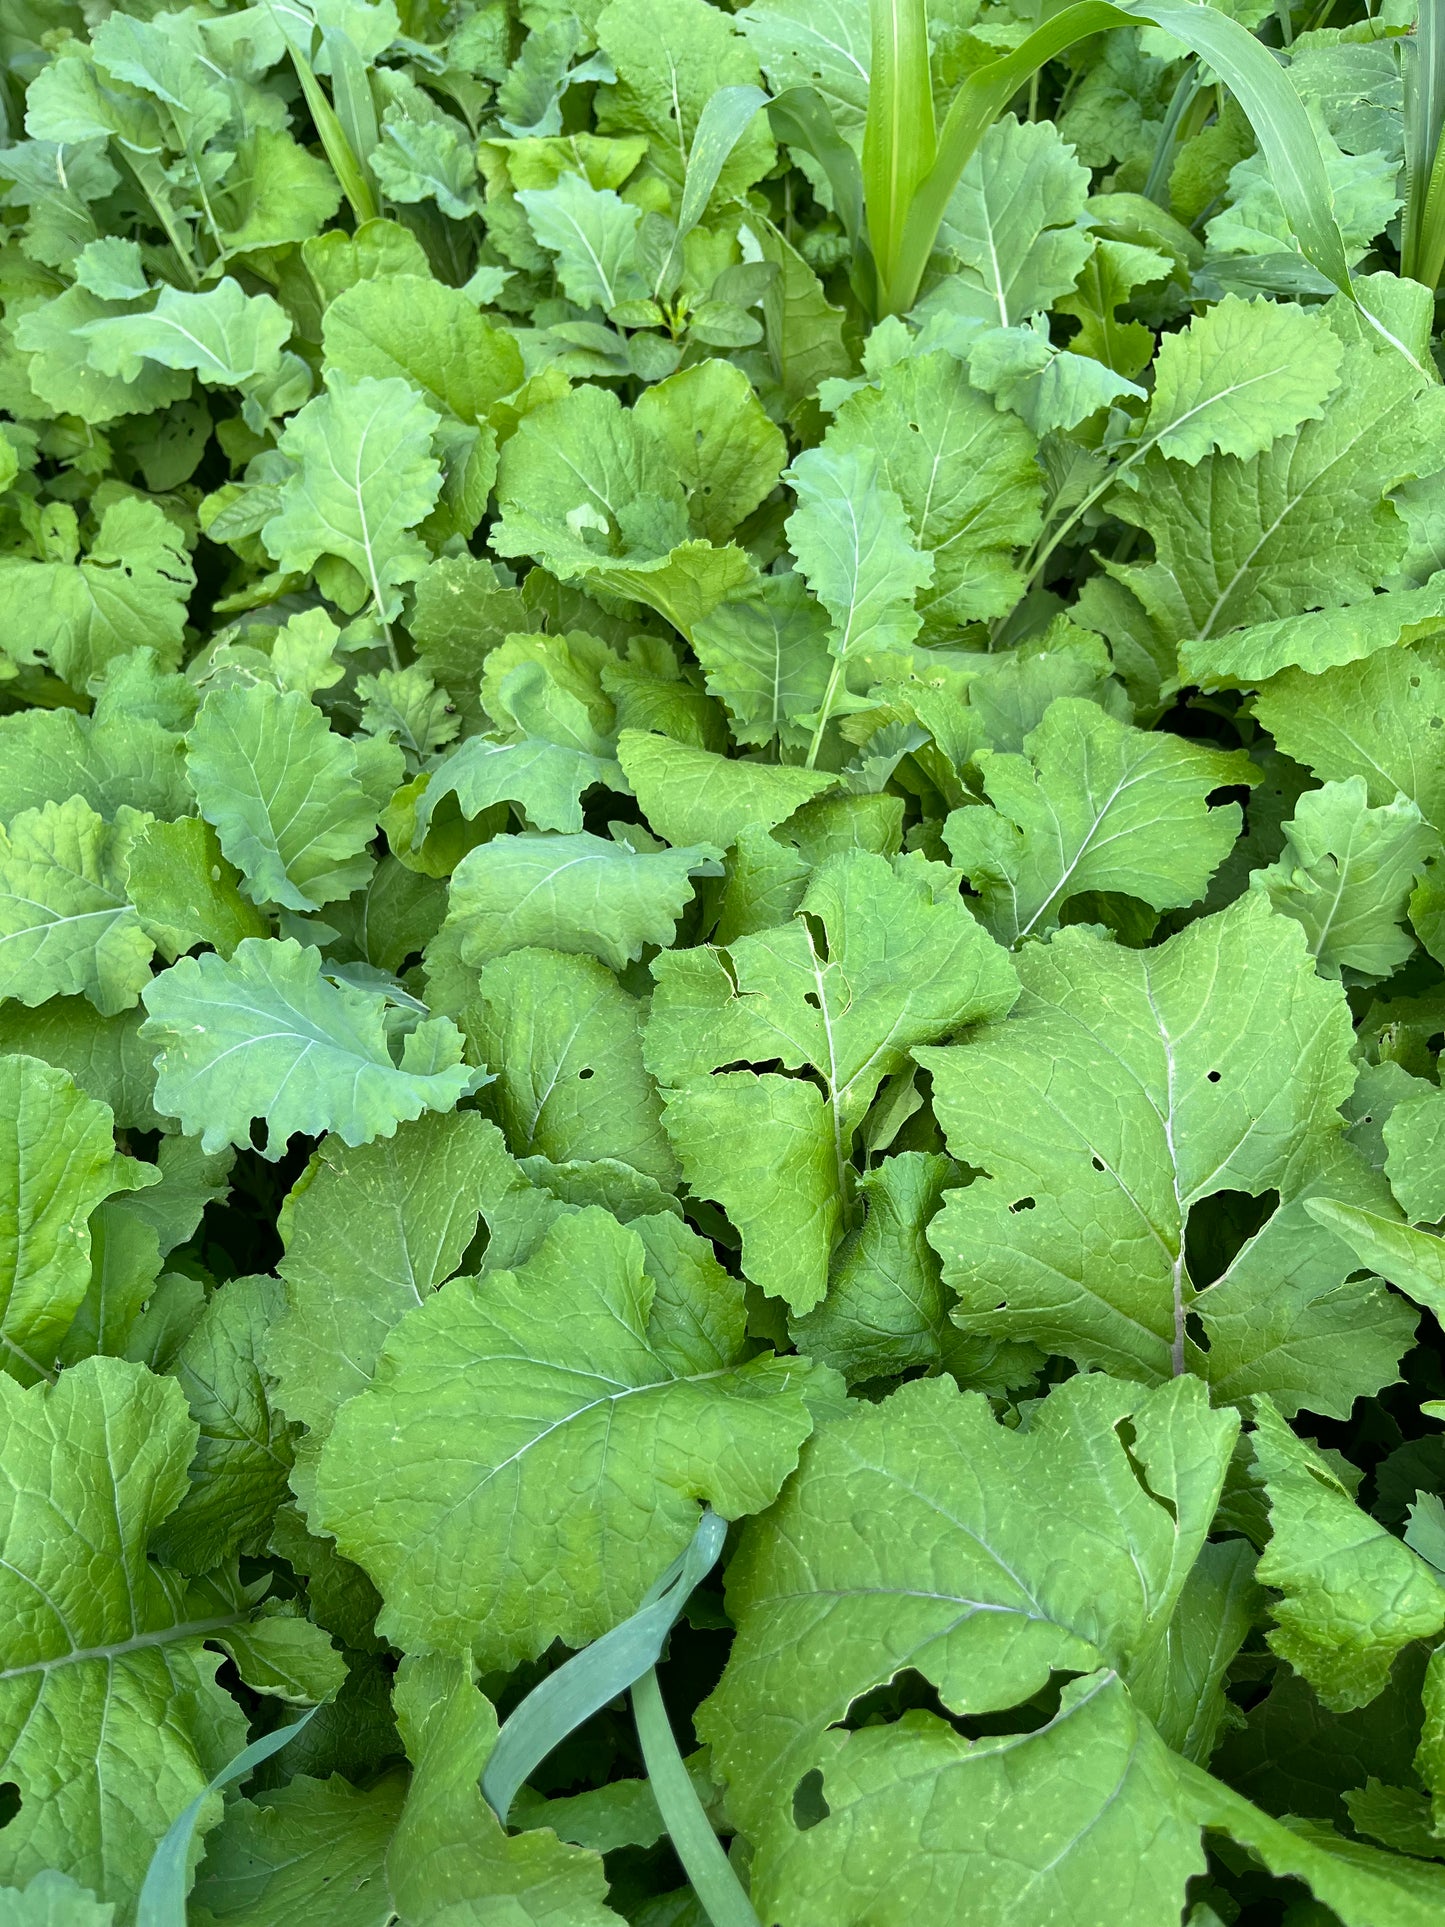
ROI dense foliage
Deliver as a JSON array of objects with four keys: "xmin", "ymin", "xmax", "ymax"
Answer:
[{"xmin": 7, "ymin": 0, "xmax": 1445, "ymax": 1920}]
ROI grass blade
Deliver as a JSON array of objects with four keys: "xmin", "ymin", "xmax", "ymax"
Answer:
[
  {"xmin": 481, "ymin": 1510, "xmax": 727, "ymax": 1825},
  {"xmin": 136, "ymin": 1706, "xmax": 321, "ymax": 1927},
  {"xmin": 768, "ymin": 85, "xmax": 868, "ymax": 256},
  {"xmin": 269, "ymin": 4, "xmax": 378, "ymax": 226},
  {"xmin": 322, "ymin": 25, "xmax": 381, "ymax": 181},
  {"xmin": 633, "ymin": 1665, "xmax": 761, "ymax": 1927}
]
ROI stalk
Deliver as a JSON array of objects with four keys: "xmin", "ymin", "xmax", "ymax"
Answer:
[
  {"xmin": 864, "ymin": 0, "xmax": 937, "ymax": 319},
  {"xmin": 1404, "ymin": 0, "xmax": 1445, "ymax": 291}
]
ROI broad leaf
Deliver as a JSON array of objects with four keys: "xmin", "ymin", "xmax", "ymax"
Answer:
[
  {"xmin": 1145, "ymin": 294, "xmax": 1345, "ymax": 464},
  {"xmin": 935, "ymin": 114, "xmax": 1094, "ymax": 326},
  {"xmin": 617, "ymin": 729, "xmax": 837, "ymax": 848},
  {"xmin": 1250, "ymin": 776, "xmax": 1433, "ymax": 980},
  {"xmin": 3, "ymin": 497, "xmax": 195, "ymax": 689},
  {"xmin": 0, "ymin": 798, "xmax": 153, "ymax": 1015},
  {"xmin": 320, "ymin": 273, "xmax": 523, "ymax": 425},
  {"xmin": 702, "ymin": 1368, "xmax": 1235, "ymax": 1840},
  {"xmin": 646, "ymin": 849, "xmax": 1017, "ymax": 1310},
  {"xmin": 1116, "ymin": 319, "xmax": 1445, "ymax": 649},
  {"xmin": 491, "ymin": 384, "xmax": 754, "ymax": 634},
  {"xmin": 315, "ymin": 1206, "xmax": 824, "ymax": 1664},
  {"xmin": 1, "ymin": 1055, "xmax": 157, "ymax": 1382},
  {"xmin": 262, "ymin": 372, "xmax": 443, "ymax": 622},
  {"xmin": 1252, "ymin": 1396, "xmax": 1445, "ymax": 1710},
  {"xmin": 818, "ymin": 349, "xmax": 1043, "ymax": 634},
  {"xmin": 74, "ymin": 277, "xmax": 291, "ymax": 387},
  {"xmin": 461, "ymin": 947, "xmax": 679, "ymax": 1185},
  {"xmin": 124, "ymin": 815, "xmax": 270, "ymax": 959},
  {"xmin": 387, "ymin": 1656, "xmax": 618, "ymax": 1925},
  {"xmin": 187, "ymin": 682, "xmax": 393, "ymax": 912},
  {"xmin": 783, "ymin": 442, "xmax": 932, "ymax": 666},
  {"xmin": 445, "ymin": 830, "xmax": 723, "ymax": 970},
  {"xmin": 944, "ymin": 697, "xmax": 1255, "ymax": 944},
  {"xmin": 149, "ymin": 1275, "xmax": 294, "ymax": 1575},
  {"xmin": 0, "ymin": 1357, "xmax": 338, "ymax": 1911},
  {"xmin": 189, "ymin": 1772, "xmax": 403, "ymax": 1927},
  {"xmin": 140, "ymin": 938, "xmax": 479, "ymax": 1157},
  {"xmin": 919, "ymin": 896, "xmax": 1358, "ymax": 1384},
  {"xmin": 1254, "ymin": 638, "xmax": 1445, "ymax": 833},
  {"xmin": 266, "ymin": 1111, "xmax": 555, "ymax": 1439}
]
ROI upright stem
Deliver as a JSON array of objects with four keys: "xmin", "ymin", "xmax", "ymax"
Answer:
[{"xmin": 864, "ymin": 0, "xmax": 937, "ymax": 317}]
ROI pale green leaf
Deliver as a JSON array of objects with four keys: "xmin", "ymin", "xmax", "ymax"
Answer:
[
  {"xmin": 0, "ymin": 1358, "xmax": 250, "ymax": 1909},
  {"xmin": 632, "ymin": 359, "xmax": 787, "ymax": 546},
  {"xmin": 1187, "ymin": 1139, "xmax": 1416, "ymax": 1421},
  {"xmin": 1304, "ymin": 1199, "xmax": 1445, "ymax": 1326},
  {"xmin": 0, "ymin": 1871, "xmax": 114, "ymax": 1925},
  {"xmin": 386, "ymin": 1656, "xmax": 617, "ymax": 1926},
  {"xmin": 1180, "ymin": 579, "xmax": 1445, "ymax": 691},
  {"xmin": 701, "ymin": 1370, "xmax": 1236, "ymax": 1841},
  {"xmin": 934, "ymin": 114, "xmax": 1094, "ymax": 326},
  {"xmin": 919, "ymin": 897, "xmax": 1358, "ymax": 1383},
  {"xmin": 944, "ymin": 697, "xmax": 1255, "ymax": 945},
  {"xmin": 1250, "ymin": 776, "xmax": 1433, "ymax": 980},
  {"xmin": 461, "ymin": 947, "xmax": 679, "ymax": 1185},
  {"xmin": 616, "ymin": 729, "xmax": 837, "ymax": 848},
  {"xmin": 150, "ymin": 1275, "xmax": 294, "ymax": 1575},
  {"xmin": 0, "ymin": 1001, "xmax": 162, "ymax": 1133},
  {"xmin": 1145, "ymin": 295, "xmax": 1345, "ymax": 464},
  {"xmin": 821, "ymin": 348, "xmax": 1043, "ymax": 635},
  {"xmin": 0, "ymin": 798, "xmax": 153, "ymax": 1016},
  {"xmin": 124, "ymin": 815, "xmax": 270, "ymax": 960},
  {"xmin": 784, "ymin": 443, "xmax": 932, "ymax": 662},
  {"xmin": 753, "ymin": 1680, "xmax": 1203, "ymax": 1927},
  {"xmin": 1, "ymin": 1055, "xmax": 157, "ymax": 1383},
  {"xmin": 647, "ymin": 848, "xmax": 1017, "ymax": 1310},
  {"xmin": 519, "ymin": 170, "xmax": 646, "ymax": 310},
  {"xmin": 190, "ymin": 1772, "xmax": 403, "ymax": 1927},
  {"xmin": 658, "ymin": 1070, "xmax": 841, "ymax": 1314},
  {"xmin": 595, "ymin": 0, "xmax": 774, "ymax": 205},
  {"xmin": 689, "ymin": 575, "xmax": 833, "ymax": 751},
  {"xmin": 445, "ymin": 830, "xmax": 723, "ymax": 971},
  {"xmin": 491, "ymin": 383, "xmax": 754, "ymax": 633},
  {"xmin": 0, "ymin": 707, "xmax": 188, "ymax": 832},
  {"xmin": 1252, "ymin": 1395, "xmax": 1445, "ymax": 1710},
  {"xmin": 1, "ymin": 497, "xmax": 195, "ymax": 688},
  {"xmin": 1116, "ymin": 321, "xmax": 1445, "ymax": 650},
  {"xmin": 315, "ymin": 1206, "xmax": 822, "ymax": 1664},
  {"xmin": 74, "ymin": 278, "xmax": 292, "ymax": 387},
  {"xmin": 967, "ymin": 321, "xmax": 1145, "ymax": 435},
  {"xmin": 262, "ymin": 372, "xmax": 443, "ymax": 623},
  {"xmin": 14, "ymin": 283, "xmax": 191, "ymax": 426},
  {"xmin": 1183, "ymin": 1772, "xmax": 1445, "ymax": 1927},
  {"xmin": 320, "ymin": 274, "xmax": 523, "ymax": 426},
  {"xmin": 1253, "ymin": 638, "xmax": 1445, "ymax": 833},
  {"xmin": 187, "ymin": 683, "xmax": 391, "ymax": 913},
  {"xmin": 266, "ymin": 1112, "xmax": 555, "ymax": 1440},
  {"xmin": 788, "ymin": 1150, "xmax": 990, "ymax": 1384},
  {"xmin": 1383, "ymin": 1085, "xmax": 1445, "ymax": 1225},
  {"xmin": 139, "ymin": 938, "xmax": 478, "ymax": 1158}
]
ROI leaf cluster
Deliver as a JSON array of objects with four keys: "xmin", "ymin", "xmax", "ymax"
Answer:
[{"xmin": 5, "ymin": 1, "xmax": 1445, "ymax": 1923}]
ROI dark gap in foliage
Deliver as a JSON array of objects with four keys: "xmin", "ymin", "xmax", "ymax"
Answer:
[{"xmin": 1183, "ymin": 1189, "xmax": 1279, "ymax": 1291}]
